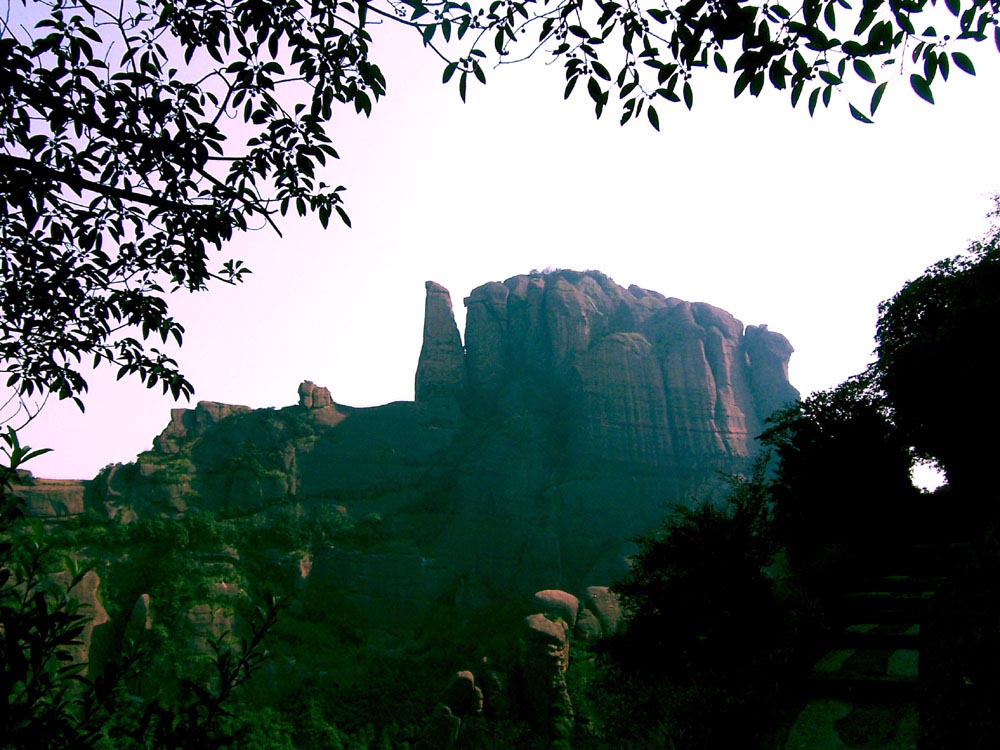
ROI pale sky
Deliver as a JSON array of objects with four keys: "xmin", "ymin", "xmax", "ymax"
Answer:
[{"xmin": 14, "ymin": 16, "xmax": 1000, "ymax": 479}]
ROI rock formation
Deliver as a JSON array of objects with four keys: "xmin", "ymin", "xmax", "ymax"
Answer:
[
  {"xmin": 519, "ymin": 587, "xmax": 624, "ymax": 739},
  {"xmin": 422, "ymin": 269, "xmax": 797, "ymax": 467},
  {"xmin": 521, "ymin": 613, "xmax": 574, "ymax": 743},
  {"xmin": 415, "ymin": 281, "xmax": 466, "ymax": 405},
  {"xmin": 67, "ymin": 269, "xmax": 796, "ymax": 635},
  {"xmin": 12, "ymin": 472, "xmax": 89, "ymax": 516}
]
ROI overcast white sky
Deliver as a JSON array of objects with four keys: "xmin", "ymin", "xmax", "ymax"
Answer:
[{"xmin": 15, "ymin": 16, "xmax": 1000, "ymax": 479}]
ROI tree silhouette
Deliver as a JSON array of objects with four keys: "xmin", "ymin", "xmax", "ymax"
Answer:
[
  {"xmin": 876, "ymin": 201, "xmax": 1000, "ymax": 503},
  {"xmin": 3, "ymin": 0, "xmax": 999, "ymax": 417}
]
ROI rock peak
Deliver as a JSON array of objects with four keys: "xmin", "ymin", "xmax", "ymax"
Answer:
[{"xmin": 415, "ymin": 281, "xmax": 465, "ymax": 405}]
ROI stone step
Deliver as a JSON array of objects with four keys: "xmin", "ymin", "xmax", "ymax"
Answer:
[
  {"xmin": 782, "ymin": 699, "xmax": 918, "ymax": 750},
  {"xmin": 864, "ymin": 574, "xmax": 948, "ymax": 592},
  {"xmin": 837, "ymin": 590, "xmax": 934, "ymax": 623},
  {"xmin": 805, "ymin": 673, "xmax": 920, "ymax": 702},
  {"xmin": 807, "ymin": 647, "xmax": 919, "ymax": 700},
  {"xmin": 840, "ymin": 622, "xmax": 920, "ymax": 649}
]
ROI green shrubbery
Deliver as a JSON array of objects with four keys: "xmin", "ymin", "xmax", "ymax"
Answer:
[{"xmin": 564, "ymin": 463, "xmax": 819, "ymax": 749}]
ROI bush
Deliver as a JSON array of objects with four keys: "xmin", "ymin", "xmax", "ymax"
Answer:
[{"xmin": 589, "ymin": 462, "xmax": 815, "ymax": 749}]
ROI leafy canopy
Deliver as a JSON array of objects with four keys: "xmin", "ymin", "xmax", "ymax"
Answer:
[
  {"xmin": 408, "ymin": 0, "xmax": 992, "ymax": 124},
  {"xmin": 2, "ymin": 0, "xmax": 997, "ymax": 418},
  {"xmin": 875, "ymin": 198, "xmax": 1000, "ymax": 494},
  {"xmin": 1, "ymin": 0, "xmax": 384, "ymax": 415}
]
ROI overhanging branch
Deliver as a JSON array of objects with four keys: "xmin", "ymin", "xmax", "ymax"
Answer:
[{"xmin": 0, "ymin": 153, "xmax": 211, "ymax": 214}]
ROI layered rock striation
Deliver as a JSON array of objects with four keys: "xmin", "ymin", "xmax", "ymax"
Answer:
[{"xmin": 418, "ymin": 269, "xmax": 796, "ymax": 466}]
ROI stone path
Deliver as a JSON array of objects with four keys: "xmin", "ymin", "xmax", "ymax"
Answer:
[{"xmin": 774, "ymin": 544, "xmax": 969, "ymax": 750}]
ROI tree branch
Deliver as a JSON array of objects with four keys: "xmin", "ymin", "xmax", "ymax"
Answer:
[{"xmin": 0, "ymin": 153, "xmax": 211, "ymax": 214}]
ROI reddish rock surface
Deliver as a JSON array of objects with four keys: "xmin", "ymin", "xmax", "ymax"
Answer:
[
  {"xmin": 12, "ymin": 474, "xmax": 88, "ymax": 516},
  {"xmin": 415, "ymin": 281, "xmax": 466, "ymax": 404}
]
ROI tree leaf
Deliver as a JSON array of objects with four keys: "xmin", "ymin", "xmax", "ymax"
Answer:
[
  {"xmin": 808, "ymin": 87, "xmax": 820, "ymax": 116},
  {"xmin": 791, "ymin": 81, "xmax": 804, "ymax": 107},
  {"xmin": 588, "ymin": 76, "xmax": 603, "ymax": 104},
  {"xmin": 734, "ymin": 70, "xmax": 753, "ymax": 97},
  {"xmin": 909, "ymin": 73, "xmax": 935, "ymax": 103},
  {"xmin": 647, "ymin": 104, "xmax": 660, "ymax": 130},
  {"xmin": 923, "ymin": 50, "xmax": 937, "ymax": 83},
  {"xmin": 824, "ymin": 2, "xmax": 836, "ymax": 31},
  {"xmin": 849, "ymin": 102, "xmax": 874, "ymax": 123},
  {"xmin": 853, "ymin": 59, "xmax": 875, "ymax": 83},
  {"xmin": 564, "ymin": 74, "xmax": 579, "ymax": 99},
  {"xmin": 870, "ymin": 81, "xmax": 887, "ymax": 116},
  {"xmin": 951, "ymin": 51, "xmax": 975, "ymax": 75}
]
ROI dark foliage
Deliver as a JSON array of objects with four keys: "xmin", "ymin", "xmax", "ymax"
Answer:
[
  {"xmin": 597, "ymin": 464, "xmax": 815, "ymax": 748},
  {"xmin": 876, "ymin": 204, "xmax": 1000, "ymax": 502},
  {"xmin": 1, "ymin": 428, "xmax": 282, "ymax": 750},
  {"xmin": 4, "ymin": 0, "xmax": 999, "ymax": 421},
  {"xmin": 1, "ymin": 0, "xmax": 383, "ymax": 413},
  {"xmin": 921, "ymin": 520, "xmax": 1000, "ymax": 750},
  {"xmin": 761, "ymin": 371, "xmax": 921, "ymax": 586}
]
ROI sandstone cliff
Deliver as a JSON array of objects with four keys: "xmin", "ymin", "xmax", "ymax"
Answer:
[
  {"xmin": 77, "ymin": 270, "xmax": 796, "ymax": 637},
  {"xmin": 419, "ymin": 269, "xmax": 795, "ymax": 465}
]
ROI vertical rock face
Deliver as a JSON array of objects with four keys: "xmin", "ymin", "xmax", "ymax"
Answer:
[
  {"xmin": 569, "ymin": 331, "xmax": 673, "ymax": 466},
  {"xmin": 415, "ymin": 281, "xmax": 466, "ymax": 404},
  {"xmin": 445, "ymin": 270, "xmax": 797, "ymax": 467},
  {"xmin": 744, "ymin": 324, "xmax": 799, "ymax": 424},
  {"xmin": 463, "ymin": 281, "xmax": 510, "ymax": 392}
]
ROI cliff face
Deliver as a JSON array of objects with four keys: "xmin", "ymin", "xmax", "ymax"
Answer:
[
  {"xmin": 419, "ymin": 269, "xmax": 796, "ymax": 466},
  {"xmin": 82, "ymin": 270, "xmax": 796, "ymax": 636}
]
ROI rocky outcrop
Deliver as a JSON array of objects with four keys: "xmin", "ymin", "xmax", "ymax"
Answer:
[
  {"xmin": 521, "ymin": 613, "xmax": 574, "ymax": 743},
  {"xmin": 298, "ymin": 380, "xmax": 346, "ymax": 426},
  {"xmin": 77, "ymin": 269, "xmax": 797, "ymax": 635},
  {"xmin": 744, "ymin": 323, "xmax": 798, "ymax": 423},
  {"xmin": 419, "ymin": 586, "xmax": 621, "ymax": 746},
  {"xmin": 152, "ymin": 401, "xmax": 252, "ymax": 454},
  {"xmin": 13, "ymin": 473, "xmax": 88, "ymax": 516},
  {"xmin": 532, "ymin": 589, "xmax": 580, "ymax": 627},
  {"xmin": 581, "ymin": 586, "xmax": 622, "ymax": 638},
  {"xmin": 415, "ymin": 281, "xmax": 466, "ymax": 405},
  {"xmin": 444, "ymin": 670, "xmax": 484, "ymax": 717},
  {"xmin": 50, "ymin": 568, "xmax": 112, "ymax": 676},
  {"xmin": 298, "ymin": 380, "xmax": 333, "ymax": 409},
  {"xmin": 518, "ymin": 587, "xmax": 622, "ymax": 741},
  {"xmin": 454, "ymin": 270, "xmax": 798, "ymax": 465}
]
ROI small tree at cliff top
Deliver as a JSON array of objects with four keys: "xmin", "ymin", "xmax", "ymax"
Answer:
[{"xmin": 2, "ymin": 0, "xmax": 999, "ymax": 419}]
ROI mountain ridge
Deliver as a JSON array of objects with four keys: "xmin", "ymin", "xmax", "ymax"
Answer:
[{"xmin": 28, "ymin": 269, "xmax": 799, "ymax": 636}]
